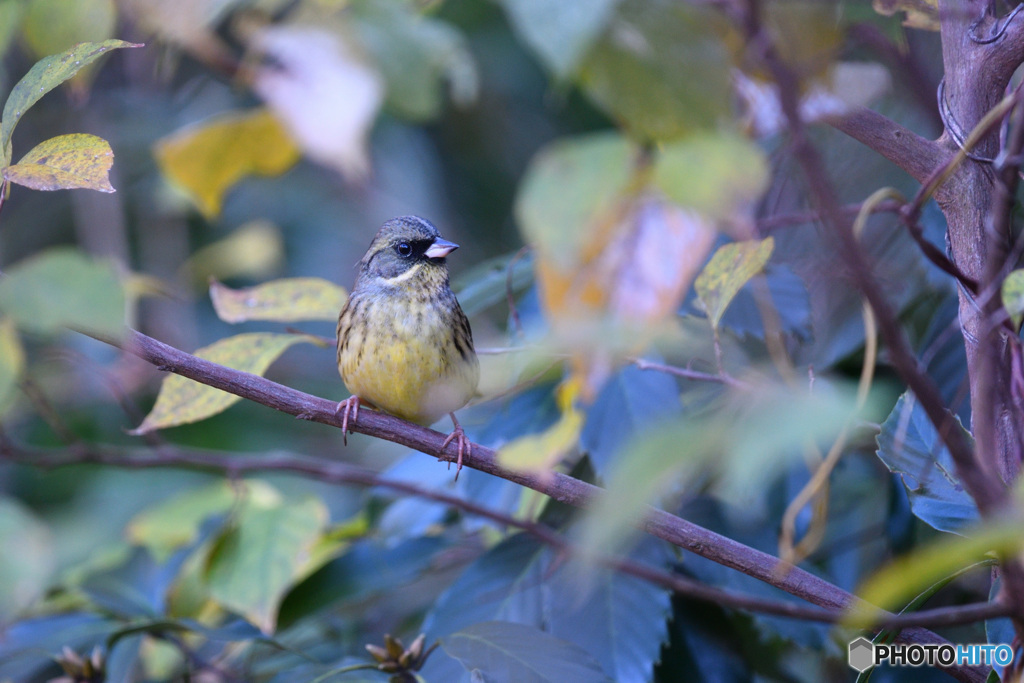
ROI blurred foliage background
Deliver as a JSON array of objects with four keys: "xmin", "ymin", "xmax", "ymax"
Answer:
[{"xmin": 0, "ymin": 0, "xmax": 999, "ymax": 681}]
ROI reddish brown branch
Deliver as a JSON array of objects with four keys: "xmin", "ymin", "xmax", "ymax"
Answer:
[
  {"xmin": 0, "ymin": 440, "xmax": 1010, "ymax": 633},
  {"xmin": 72, "ymin": 327, "xmax": 988, "ymax": 681},
  {"xmin": 828, "ymin": 107, "xmax": 947, "ymax": 186}
]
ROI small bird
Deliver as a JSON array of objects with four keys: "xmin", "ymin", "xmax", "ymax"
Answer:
[{"xmin": 336, "ymin": 216, "xmax": 480, "ymax": 475}]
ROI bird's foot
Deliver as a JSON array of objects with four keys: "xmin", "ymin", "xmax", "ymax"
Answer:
[
  {"xmin": 441, "ymin": 412, "xmax": 471, "ymax": 481},
  {"xmin": 335, "ymin": 396, "xmax": 361, "ymax": 446}
]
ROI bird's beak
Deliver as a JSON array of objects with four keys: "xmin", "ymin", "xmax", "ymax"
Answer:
[{"xmin": 425, "ymin": 238, "xmax": 459, "ymax": 259}]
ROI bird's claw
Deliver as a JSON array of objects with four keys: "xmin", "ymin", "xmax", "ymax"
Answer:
[
  {"xmin": 335, "ymin": 396, "xmax": 360, "ymax": 446},
  {"xmin": 442, "ymin": 413, "xmax": 471, "ymax": 481}
]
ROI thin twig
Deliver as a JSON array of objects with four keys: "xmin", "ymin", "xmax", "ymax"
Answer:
[
  {"xmin": 631, "ymin": 358, "xmax": 747, "ymax": 388},
  {"xmin": 18, "ymin": 378, "xmax": 81, "ymax": 446}
]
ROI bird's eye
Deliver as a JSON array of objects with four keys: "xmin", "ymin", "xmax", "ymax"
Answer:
[{"xmin": 396, "ymin": 242, "xmax": 412, "ymax": 257}]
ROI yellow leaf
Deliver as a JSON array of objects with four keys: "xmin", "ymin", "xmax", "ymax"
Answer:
[
  {"xmin": 210, "ymin": 278, "xmax": 347, "ymax": 324},
  {"xmin": 130, "ymin": 333, "xmax": 316, "ymax": 434},
  {"xmin": 872, "ymin": 0, "xmax": 939, "ymax": 31},
  {"xmin": 498, "ymin": 380, "xmax": 583, "ymax": 472},
  {"xmin": 849, "ymin": 518, "xmax": 1022, "ymax": 628},
  {"xmin": 154, "ymin": 108, "xmax": 300, "ymax": 218},
  {"xmin": 3, "ymin": 133, "xmax": 114, "ymax": 192},
  {"xmin": 1002, "ymin": 269, "xmax": 1024, "ymax": 329},
  {"xmin": 695, "ymin": 237, "xmax": 774, "ymax": 329}
]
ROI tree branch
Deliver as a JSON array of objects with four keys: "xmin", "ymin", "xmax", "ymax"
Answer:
[
  {"xmin": 738, "ymin": 0, "xmax": 1024, "ymax": 649},
  {"xmin": 828, "ymin": 106, "xmax": 947, "ymax": 186},
  {"xmin": 75, "ymin": 327, "xmax": 987, "ymax": 681},
  {"xmin": 1, "ymin": 440, "xmax": 1010, "ymax": 635}
]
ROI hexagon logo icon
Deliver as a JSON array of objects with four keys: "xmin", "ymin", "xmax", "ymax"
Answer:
[{"xmin": 848, "ymin": 637, "xmax": 875, "ymax": 672}]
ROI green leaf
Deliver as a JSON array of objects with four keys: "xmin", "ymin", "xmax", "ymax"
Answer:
[
  {"xmin": 130, "ymin": 333, "xmax": 315, "ymax": 434},
  {"xmin": 0, "ymin": 39, "xmax": 141, "ymax": 163},
  {"xmin": 154, "ymin": 108, "xmax": 300, "ymax": 218},
  {"xmin": 1001, "ymin": 269, "xmax": 1024, "ymax": 328},
  {"xmin": 497, "ymin": 0, "xmax": 622, "ymax": 78},
  {"xmin": 0, "ymin": 247, "xmax": 125, "ymax": 338},
  {"xmin": 695, "ymin": 237, "xmax": 775, "ymax": 329},
  {"xmin": 0, "ymin": 0, "xmax": 26, "ymax": 66},
  {"xmin": 443, "ymin": 621, "xmax": 613, "ymax": 683},
  {"xmin": 350, "ymin": 0, "xmax": 477, "ymax": 120},
  {"xmin": 576, "ymin": 0, "xmax": 731, "ymax": 141},
  {"xmin": 0, "ymin": 496, "xmax": 55, "ymax": 622},
  {"xmin": 210, "ymin": 278, "xmax": 347, "ymax": 324},
  {"xmin": 181, "ymin": 220, "xmax": 284, "ymax": 287},
  {"xmin": 0, "ymin": 317, "xmax": 24, "ymax": 416},
  {"xmin": 653, "ymin": 133, "xmax": 769, "ymax": 219},
  {"xmin": 126, "ymin": 482, "xmax": 237, "ymax": 563},
  {"xmin": 453, "ymin": 250, "xmax": 534, "ymax": 319},
  {"xmin": 875, "ymin": 392, "xmax": 978, "ymax": 535},
  {"xmin": 22, "ymin": 0, "xmax": 117, "ymax": 96},
  {"xmin": 206, "ymin": 495, "xmax": 328, "ymax": 634},
  {"xmin": 3, "ymin": 133, "xmax": 115, "ymax": 192},
  {"xmin": 515, "ymin": 132, "xmax": 634, "ymax": 269}
]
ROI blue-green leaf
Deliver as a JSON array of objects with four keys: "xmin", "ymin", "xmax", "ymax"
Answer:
[
  {"xmin": 580, "ymin": 364, "xmax": 681, "ymax": 479},
  {"xmin": 443, "ymin": 621, "xmax": 613, "ymax": 683},
  {"xmin": 423, "ymin": 532, "xmax": 670, "ymax": 683},
  {"xmin": 876, "ymin": 392, "xmax": 979, "ymax": 535}
]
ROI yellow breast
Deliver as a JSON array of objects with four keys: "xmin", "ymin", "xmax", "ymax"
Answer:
[{"xmin": 337, "ymin": 290, "xmax": 478, "ymax": 426}]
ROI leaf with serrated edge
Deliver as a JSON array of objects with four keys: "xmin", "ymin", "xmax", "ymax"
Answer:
[
  {"xmin": 131, "ymin": 333, "xmax": 316, "ymax": 434},
  {"xmin": 1001, "ymin": 269, "xmax": 1024, "ymax": 329},
  {"xmin": 875, "ymin": 393, "xmax": 978, "ymax": 535},
  {"xmin": 3, "ymin": 134, "xmax": 114, "ymax": 192},
  {"xmin": 695, "ymin": 237, "xmax": 774, "ymax": 329},
  {"xmin": 0, "ymin": 40, "xmax": 141, "ymax": 162},
  {"xmin": 210, "ymin": 278, "xmax": 347, "ymax": 324},
  {"xmin": 444, "ymin": 621, "xmax": 613, "ymax": 683},
  {"xmin": 206, "ymin": 495, "xmax": 328, "ymax": 634}
]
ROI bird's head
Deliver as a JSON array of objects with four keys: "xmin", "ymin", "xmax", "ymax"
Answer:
[{"xmin": 358, "ymin": 215, "xmax": 459, "ymax": 288}]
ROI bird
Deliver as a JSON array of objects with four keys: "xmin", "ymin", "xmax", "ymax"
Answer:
[{"xmin": 336, "ymin": 215, "xmax": 480, "ymax": 476}]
